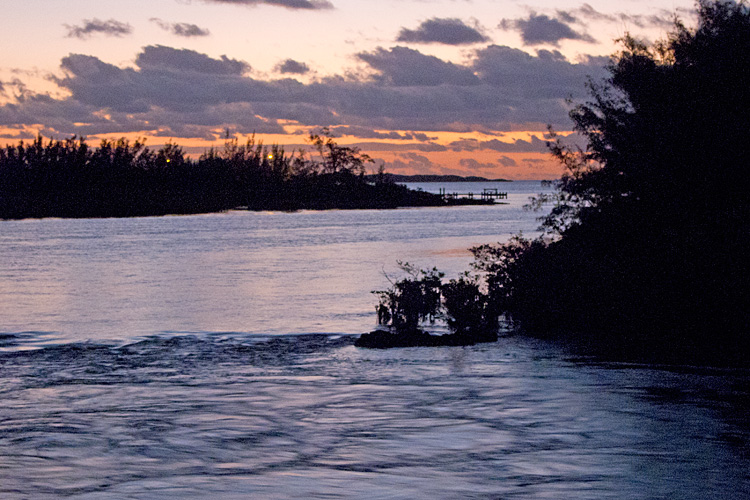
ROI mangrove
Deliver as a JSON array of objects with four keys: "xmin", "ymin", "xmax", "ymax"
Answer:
[
  {"xmin": 359, "ymin": 0, "xmax": 750, "ymax": 364},
  {"xmin": 0, "ymin": 130, "xmax": 490, "ymax": 220}
]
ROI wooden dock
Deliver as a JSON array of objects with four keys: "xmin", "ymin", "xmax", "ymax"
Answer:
[{"xmin": 439, "ymin": 187, "xmax": 508, "ymax": 202}]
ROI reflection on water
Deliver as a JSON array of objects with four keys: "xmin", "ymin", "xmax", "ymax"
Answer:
[
  {"xmin": 0, "ymin": 183, "xmax": 549, "ymax": 344},
  {"xmin": 1, "ymin": 181, "xmax": 747, "ymax": 498},
  {"xmin": 0, "ymin": 334, "xmax": 748, "ymax": 499}
]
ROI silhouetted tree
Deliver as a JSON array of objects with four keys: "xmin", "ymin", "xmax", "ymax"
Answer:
[
  {"xmin": 361, "ymin": 263, "xmax": 501, "ymax": 347},
  {"xmin": 441, "ymin": 273, "xmax": 499, "ymax": 337},
  {"xmin": 373, "ymin": 263, "xmax": 444, "ymax": 334},
  {"xmin": 1, "ymin": 133, "xmax": 465, "ymax": 219},
  {"xmin": 308, "ymin": 127, "xmax": 373, "ymax": 175},
  {"xmin": 475, "ymin": 0, "xmax": 750, "ymax": 363}
]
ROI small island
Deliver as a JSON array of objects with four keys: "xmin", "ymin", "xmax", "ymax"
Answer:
[
  {"xmin": 355, "ymin": 328, "xmax": 497, "ymax": 348},
  {"xmin": 355, "ymin": 264, "xmax": 501, "ymax": 348},
  {"xmin": 0, "ymin": 131, "xmax": 495, "ymax": 220}
]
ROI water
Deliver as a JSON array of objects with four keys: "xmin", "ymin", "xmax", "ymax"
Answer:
[
  {"xmin": 0, "ymin": 181, "xmax": 550, "ymax": 345},
  {"xmin": 1, "ymin": 181, "xmax": 748, "ymax": 498}
]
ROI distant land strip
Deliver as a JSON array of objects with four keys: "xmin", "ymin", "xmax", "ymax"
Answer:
[{"xmin": 368, "ymin": 174, "xmax": 512, "ymax": 183}]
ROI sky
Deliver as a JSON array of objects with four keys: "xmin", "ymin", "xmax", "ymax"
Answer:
[{"xmin": 0, "ymin": 0, "xmax": 696, "ymax": 179}]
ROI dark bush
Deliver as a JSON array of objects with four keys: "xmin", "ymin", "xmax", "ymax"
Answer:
[{"xmin": 472, "ymin": 1, "xmax": 750, "ymax": 363}]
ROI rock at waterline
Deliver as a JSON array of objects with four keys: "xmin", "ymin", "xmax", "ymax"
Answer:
[{"xmin": 355, "ymin": 329, "xmax": 498, "ymax": 348}]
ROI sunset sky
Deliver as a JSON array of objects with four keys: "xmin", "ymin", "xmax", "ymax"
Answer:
[{"xmin": 1, "ymin": 0, "xmax": 695, "ymax": 179}]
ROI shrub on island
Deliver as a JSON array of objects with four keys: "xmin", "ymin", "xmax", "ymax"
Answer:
[{"xmin": 355, "ymin": 264, "xmax": 499, "ymax": 348}]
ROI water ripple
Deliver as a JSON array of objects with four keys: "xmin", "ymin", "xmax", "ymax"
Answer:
[{"xmin": 1, "ymin": 335, "xmax": 748, "ymax": 499}]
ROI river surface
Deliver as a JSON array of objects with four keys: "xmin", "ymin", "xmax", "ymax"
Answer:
[{"xmin": 1, "ymin": 181, "xmax": 748, "ymax": 498}]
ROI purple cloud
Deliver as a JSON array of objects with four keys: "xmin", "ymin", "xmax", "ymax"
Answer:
[
  {"xmin": 202, "ymin": 0, "xmax": 333, "ymax": 9},
  {"xmin": 276, "ymin": 59, "xmax": 310, "ymax": 75},
  {"xmin": 2, "ymin": 44, "xmax": 608, "ymax": 139},
  {"xmin": 558, "ymin": 4, "xmax": 674, "ymax": 29},
  {"xmin": 357, "ymin": 46, "xmax": 478, "ymax": 86},
  {"xmin": 135, "ymin": 45, "xmax": 249, "ymax": 75},
  {"xmin": 397, "ymin": 18, "xmax": 489, "ymax": 45},
  {"xmin": 500, "ymin": 14, "xmax": 595, "ymax": 46},
  {"xmin": 497, "ymin": 155, "xmax": 518, "ymax": 167},
  {"xmin": 151, "ymin": 19, "xmax": 211, "ymax": 37},
  {"xmin": 65, "ymin": 19, "xmax": 133, "ymax": 39}
]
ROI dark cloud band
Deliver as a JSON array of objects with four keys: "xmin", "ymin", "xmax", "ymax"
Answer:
[{"xmin": 2, "ymin": 44, "xmax": 606, "ymax": 139}]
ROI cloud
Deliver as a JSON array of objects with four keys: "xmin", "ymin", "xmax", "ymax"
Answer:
[
  {"xmin": 135, "ymin": 45, "xmax": 250, "ymax": 75},
  {"xmin": 500, "ymin": 14, "xmax": 595, "ymax": 46},
  {"xmin": 276, "ymin": 59, "xmax": 310, "ymax": 74},
  {"xmin": 326, "ymin": 126, "xmax": 434, "ymax": 141},
  {"xmin": 397, "ymin": 18, "xmax": 489, "ymax": 45},
  {"xmin": 54, "ymin": 47, "xmax": 258, "ymax": 115},
  {"xmin": 387, "ymin": 152, "xmax": 442, "ymax": 174},
  {"xmin": 523, "ymin": 158, "xmax": 547, "ymax": 167},
  {"xmin": 459, "ymin": 158, "xmax": 498, "ymax": 170},
  {"xmin": 472, "ymin": 45, "xmax": 604, "ymax": 101},
  {"xmin": 558, "ymin": 4, "xmax": 673, "ymax": 29},
  {"xmin": 201, "ymin": 0, "xmax": 333, "ymax": 9},
  {"xmin": 410, "ymin": 132, "xmax": 434, "ymax": 142},
  {"xmin": 479, "ymin": 136, "xmax": 549, "ymax": 152},
  {"xmin": 448, "ymin": 134, "xmax": 549, "ymax": 153},
  {"xmin": 447, "ymin": 138, "xmax": 479, "ymax": 151},
  {"xmin": 65, "ymin": 19, "xmax": 133, "ymax": 39},
  {"xmin": 556, "ymin": 10, "xmax": 577, "ymax": 24},
  {"xmin": 0, "ymin": 92, "xmax": 122, "ymax": 135},
  {"xmin": 497, "ymin": 155, "xmax": 517, "ymax": 167},
  {"xmin": 500, "ymin": 5, "xmax": 676, "ymax": 47},
  {"xmin": 357, "ymin": 46, "xmax": 479, "ymax": 86},
  {"xmin": 151, "ymin": 19, "xmax": 211, "ymax": 37},
  {"xmin": 2, "ymin": 44, "xmax": 608, "ymax": 139},
  {"xmin": 0, "ymin": 129, "xmax": 36, "ymax": 140},
  {"xmin": 351, "ymin": 142, "xmax": 447, "ymax": 152}
]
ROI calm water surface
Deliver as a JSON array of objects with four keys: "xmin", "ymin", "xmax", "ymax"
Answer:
[
  {"xmin": 0, "ymin": 181, "xmax": 545, "ymax": 344},
  {"xmin": 1, "ymin": 181, "xmax": 748, "ymax": 498}
]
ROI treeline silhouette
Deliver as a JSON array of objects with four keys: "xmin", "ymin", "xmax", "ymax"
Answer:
[
  {"xmin": 494, "ymin": 0, "xmax": 750, "ymax": 363},
  {"xmin": 0, "ymin": 130, "xmax": 455, "ymax": 219},
  {"xmin": 362, "ymin": 1, "xmax": 749, "ymax": 363}
]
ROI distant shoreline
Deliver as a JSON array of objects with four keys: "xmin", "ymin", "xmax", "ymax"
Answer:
[
  {"xmin": 1, "ymin": 137, "xmax": 500, "ymax": 220},
  {"xmin": 368, "ymin": 174, "xmax": 512, "ymax": 183}
]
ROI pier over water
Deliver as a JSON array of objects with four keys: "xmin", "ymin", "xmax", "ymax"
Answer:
[{"xmin": 439, "ymin": 187, "xmax": 508, "ymax": 202}]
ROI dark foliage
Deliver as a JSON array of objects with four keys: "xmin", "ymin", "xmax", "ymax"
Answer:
[
  {"xmin": 476, "ymin": 1, "xmax": 750, "ymax": 363},
  {"xmin": 372, "ymin": 263, "xmax": 444, "ymax": 334},
  {"xmin": 441, "ymin": 274, "xmax": 499, "ymax": 337},
  {"xmin": 356, "ymin": 264, "xmax": 499, "ymax": 348},
  {"xmin": 0, "ymin": 130, "xmax": 468, "ymax": 219},
  {"xmin": 0, "ymin": 136, "xmax": 235, "ymax": 218},
  {"xmin": 362, "ymin": 1, "xmax": 750, "ymax": 358}
]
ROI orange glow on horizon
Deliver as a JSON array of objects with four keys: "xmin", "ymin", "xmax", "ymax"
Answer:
[{"xmin": 0, "ymin": 126, "xmax": 568, "ymax": 180}]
